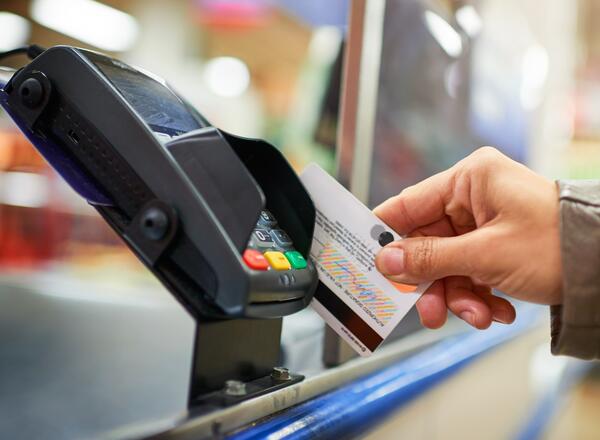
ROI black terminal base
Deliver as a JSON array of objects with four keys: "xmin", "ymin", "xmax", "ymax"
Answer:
[
  {"xmin": 191, "ymin": 370, "xmax": 304, "ymax": 410},
  {"xmin": 188, "ymin": 318, "xmax": 303, "ymax": 410}
]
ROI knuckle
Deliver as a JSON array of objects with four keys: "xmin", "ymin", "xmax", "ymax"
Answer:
[
  {"xmin": 408, "ymin": 238, "xmax": 438, "ymax": 277},
  {"xmin": 474, "ymin": 146, "xmax": 501, "ymax": 158},
  {"xmin": 459, "ymin": 146, "xmax": 506, "ymax": 176},
  {"xmin": 472, "ymin": 146, "xmax": 503, "ymax": 166},
  {"xmin": 395, "ymin": 196, "xmax": 415, "ymax": 230},
  {"xmin": 399, "ymin": 184, "xmax": 416, "ymax": 196},
  {"xmin": 395, "ymin": 186, "xmax": 416, "ymax": 206}
]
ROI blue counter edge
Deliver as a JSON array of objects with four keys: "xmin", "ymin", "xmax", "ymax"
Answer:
[{"xmin": 228, "ymin": 305, "xmax": 545, "ymax": 440}]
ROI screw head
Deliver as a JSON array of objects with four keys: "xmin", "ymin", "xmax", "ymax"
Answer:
[
  {"xmin": 224, "ymin": 380, "xmax": 247, "ymax": 396},
  {"xmin": 271, "ymin": 366, "xmax": 291, "ymax": 381},
  {"xmin": 19, "ymin": 78, "xmax": 44, "ymax": 109},
  {"xmin": 140, "ymin": 207, "xmax": 169, "ymax": 241}
]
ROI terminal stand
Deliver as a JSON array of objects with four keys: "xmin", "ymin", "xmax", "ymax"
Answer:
[{"xmin": 187, "ymin": 318, "xmax": 303, "ymax": 411}]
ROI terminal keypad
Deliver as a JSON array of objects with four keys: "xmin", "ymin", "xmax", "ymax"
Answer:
[{"xmin": 243, "ymin": 210, "xmax": 308, "ymax": 272}]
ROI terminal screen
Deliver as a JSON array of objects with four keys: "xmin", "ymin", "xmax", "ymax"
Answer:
[{"xmin": 90, "ymin": 55, "xmax": 206, "ymax": 137}]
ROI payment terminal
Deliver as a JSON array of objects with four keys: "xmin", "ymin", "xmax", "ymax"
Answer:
[
  {"xmin": 0, "ymin": 45, "xmax": 319, "ymax": 405},
  {"xmin": 0, "ymin": 45, "xmax": 318, "ymax": 319}
]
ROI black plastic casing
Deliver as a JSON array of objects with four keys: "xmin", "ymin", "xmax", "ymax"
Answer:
[{"xmin": 1, "ymin": 46, "xmax": 318, "ymax": 319}]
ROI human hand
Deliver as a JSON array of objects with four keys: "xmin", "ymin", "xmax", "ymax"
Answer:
[{"xmin": 374, "ymin": 147, "xmax": 562, "ymax": 330}]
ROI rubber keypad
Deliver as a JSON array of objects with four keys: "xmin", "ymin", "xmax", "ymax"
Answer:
[{"xmin": 243, "ymin": 210, "xmax": 307, "ymax": 271}]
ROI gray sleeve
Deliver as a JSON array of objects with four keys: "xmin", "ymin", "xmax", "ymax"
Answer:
[{"xmin": 551, "ymin": 180, "xmax": 600, "ymax": 359}]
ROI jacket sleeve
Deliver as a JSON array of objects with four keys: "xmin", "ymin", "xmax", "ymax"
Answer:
[{"xmin": 552, "ymin": 180, "xmax": 600, "ymax": 359}]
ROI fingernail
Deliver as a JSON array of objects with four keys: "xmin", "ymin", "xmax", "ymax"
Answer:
[
  {"xmin": 378, "ymin": 247, "xmax": 405, "ymax": 275},
  {"xmin": 493, "ymin": 309, "xmax": 512, "ymax": 324},
  {"xmin": 459, "ymin": 311, "xmax": 475, "ymax": 326}
]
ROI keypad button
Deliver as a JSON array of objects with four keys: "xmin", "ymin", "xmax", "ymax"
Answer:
[
  {"xmin": 258, "ymin": 210, "xmax": 277, "ymax": 227},
  {"xmin": 270, "ymin": 229, "xmax": 293, "ymax": 248},
  {"xmin": 243, "ymin": 249, "xmax": 269, "ymax": 270},
  {"xmin": 284, "ymin": 251, "xmax": 307, "ymax": 269},
  {"xmin": 253, "ymin": 229, "xmax": 274, "ymax": 248},
  {"xmin": 264, "ymin": 251, "xmax": 291, "ymax": 271}
]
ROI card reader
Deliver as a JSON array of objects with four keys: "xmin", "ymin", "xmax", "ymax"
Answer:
[{"xmin": 0, "ymin": 46, "xmax": 319, "ymax": 320}]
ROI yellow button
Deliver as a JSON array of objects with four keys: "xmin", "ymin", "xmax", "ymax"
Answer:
[{"xmin": 264, "ymin": 251, "xmax": 291, "ymax": 271}]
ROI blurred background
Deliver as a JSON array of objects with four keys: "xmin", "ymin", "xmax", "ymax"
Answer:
[
  {"xmin": 0, "ymin": 0, "xmax": 347, "ymax": 274},
  {"xmin": 0, "ymin": 0, "xmax": 599, "ymax": 439},
  {"xmin": 2, "ymin": 0, "xmax": 597, "ymax": 273}
]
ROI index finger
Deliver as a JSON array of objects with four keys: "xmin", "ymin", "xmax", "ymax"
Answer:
[{"xmin": 373, "ymin": 168, "xmax": 454, "ymax": 235}]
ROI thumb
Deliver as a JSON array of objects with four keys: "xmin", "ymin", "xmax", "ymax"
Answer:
[{"xmin": 376, "ymin": 235, "xmax": 478, "ymax": 284}]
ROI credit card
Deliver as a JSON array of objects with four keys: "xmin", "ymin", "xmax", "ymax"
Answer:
[{"xmin": 300, "ymin": 163, "xmax": 432, "ymax": 357}]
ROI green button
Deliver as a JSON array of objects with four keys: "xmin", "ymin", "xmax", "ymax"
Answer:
[{"xmin": 285, "ymin": 251, "xmax": 307, "ymax": 269}]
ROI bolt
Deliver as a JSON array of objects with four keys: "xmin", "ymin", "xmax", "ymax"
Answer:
[
  {"xmin": 140, "ymin": 207, "xmax": 169, "ymax": 241},
  {"xmin": 271, "ymin": 366, "xmax": 291, "ymax": 381},
  {"xmin": 224, "ymin": 380, "xmax": 246, "ymax": 396},
  {"xmin": 19, "ymin": 78, "xmax": 44, "ymax": 109}
]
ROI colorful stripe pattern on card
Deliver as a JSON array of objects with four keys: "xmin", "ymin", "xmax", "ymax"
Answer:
[{"xmin": 317, "ymin": 244, "xmax": 398, "ymax": 326}]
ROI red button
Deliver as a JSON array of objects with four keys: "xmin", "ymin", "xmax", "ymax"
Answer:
[{"xmin": 243, "ymin": 249, "xmax": 269, "ymax": 270}]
